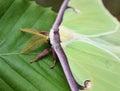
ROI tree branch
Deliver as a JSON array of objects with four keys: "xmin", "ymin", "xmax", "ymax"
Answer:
[{"xmin": 49, "ymin": 0, "xmax": 79, "ymax": 91}]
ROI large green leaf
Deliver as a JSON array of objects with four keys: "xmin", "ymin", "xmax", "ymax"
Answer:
[{"xmin": 0, "ymin": 0, "xmax": 70, "ymax": 91}]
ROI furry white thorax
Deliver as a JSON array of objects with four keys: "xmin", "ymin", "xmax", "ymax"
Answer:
[{"xmin": 49, "ymin": 29, "xmax": 54, "ymax": 45}]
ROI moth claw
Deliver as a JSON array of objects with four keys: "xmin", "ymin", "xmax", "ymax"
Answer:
[
  {"xmin": 50, "ymin": 60, "xmax": 57, "ymax": 69},
  {"xmin": 30, "ymin": 60, "xmax": 34, "ymax": 64},
  {"xmin": 50, "ymin": 65, "xmax": 55, "ymax": 69}
]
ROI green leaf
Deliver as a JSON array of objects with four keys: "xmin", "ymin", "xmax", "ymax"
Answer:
[{"xmin": 0, "ymin": 0, "xmax": 70, "ymax": 91}]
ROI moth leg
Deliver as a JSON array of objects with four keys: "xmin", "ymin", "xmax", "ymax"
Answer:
[
  {"xmin": 30, "ymin": 47, "xmax": 51, "ymax": 63},
  {"xmin": 50, "ymin": 48, "xmax": 57, "ymax": 69}
]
